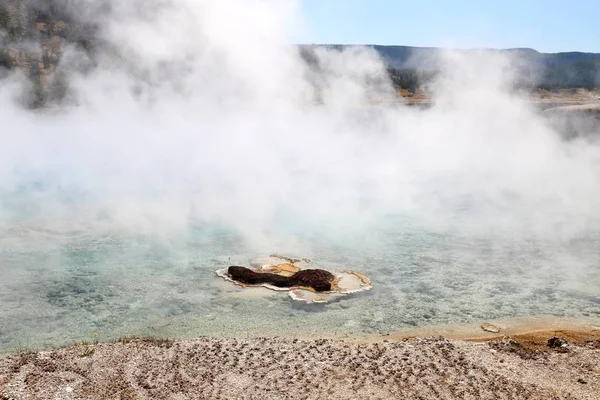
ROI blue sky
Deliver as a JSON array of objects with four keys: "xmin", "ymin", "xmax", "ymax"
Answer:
[{"xmin": 297, "ymin": 0, "xmax": 599, "ymax": 53}]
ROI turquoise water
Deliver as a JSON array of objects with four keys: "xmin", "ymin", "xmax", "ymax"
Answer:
[{"xmin": 1, "ymin": 206, "xmax": 599, "ymax": 353}]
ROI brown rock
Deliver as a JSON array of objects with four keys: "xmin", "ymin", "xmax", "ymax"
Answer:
[
  {"xmin": 481, "ymin": 323, "xmax": 501, "ymax": 333},
  {"xmin": 228, "ymin": 267, "xmax": 292, "ymax": 287},
  {"xmin": 290, "ymin": 269, "xmax": 335, "ymax": 292},
  {"xmin": 547, "ymin": 337, "xmax": 567, "ymax": 348},
  {"xmin": 227, "ymin": 266, "xmax": 334, "ymax": 292}
]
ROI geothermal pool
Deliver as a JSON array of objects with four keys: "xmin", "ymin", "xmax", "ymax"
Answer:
[{"xmin": 1, "ymin": 212, "xmax": 599, "ymax": 353}]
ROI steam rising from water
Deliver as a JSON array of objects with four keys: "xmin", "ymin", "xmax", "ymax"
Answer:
[
  {"xmin": 1, "ymin": 0, "xmax": 598, "ymax": 241},
  {"xmin": 0, "ymin": 0, "xmax": 599, "ymax": 350}
]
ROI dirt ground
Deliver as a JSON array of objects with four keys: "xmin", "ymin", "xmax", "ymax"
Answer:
[{"xmin": 1, "ymin": 330, "xmax": 599, "ymax": 399}]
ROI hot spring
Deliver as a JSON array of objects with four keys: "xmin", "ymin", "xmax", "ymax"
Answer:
[
  {"xmin": 1, "ymin": 190, "xmax": 599, "ymax": 352},
  {"xmin": 1, "ymin": 0, "xmax": 599, "ymax": 353}
]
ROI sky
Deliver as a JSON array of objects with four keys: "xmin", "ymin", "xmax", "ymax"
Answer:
[{"xmin": 297, "ymin": 0, "xmax": 599, "ymax": 53}]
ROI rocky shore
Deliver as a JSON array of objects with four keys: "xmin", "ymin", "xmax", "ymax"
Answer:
[{"xmin": 1, "ymin": 330, "xmax": 599, "ymax": 399}]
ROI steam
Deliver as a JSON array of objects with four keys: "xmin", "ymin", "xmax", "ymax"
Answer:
[{"xmin": 1, "ymin": 0, "xmax": 599, "ymax": 252}]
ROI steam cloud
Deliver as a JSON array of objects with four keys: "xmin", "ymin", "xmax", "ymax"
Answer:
[{"xmin": 1, "ymin": 0, "xmax": 599, "ymax": 252}]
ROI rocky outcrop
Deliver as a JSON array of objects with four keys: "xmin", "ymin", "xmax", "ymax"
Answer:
[
  {"xmin": 0, "ymin": 0, "xmax": 100, "ymax": 106},
  {"xmin": 227, "ymin": 266, "xmax": 334, "ymax": 292}
]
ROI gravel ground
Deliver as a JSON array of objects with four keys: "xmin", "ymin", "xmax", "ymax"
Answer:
[{"xmin": 1, "ymin": 333, "xmax": 599, "ymax": 400}]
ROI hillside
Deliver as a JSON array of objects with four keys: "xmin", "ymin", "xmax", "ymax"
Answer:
[
  {"xmin": 0, "ymin": 0, "xmax": 98, "ymax": 106},
  {"xmin": 378, "ymin": 45, "xmax": 600, "ymax": 90},
  {"xmin": 302, "ymin": 45, "xmax": 600, "ymax": 91}
]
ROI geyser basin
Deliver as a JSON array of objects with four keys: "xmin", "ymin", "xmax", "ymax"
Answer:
[
  {"xmin": 1, "ymin": 0, "xmax": 599, "ymax": 356},
  {"xmin": 215, "ymin": 255, "xmax": 373, "ymax": 303},
  {"xmin": 1, "ymin": 217, "xmax": 599, "ymax": 354}
]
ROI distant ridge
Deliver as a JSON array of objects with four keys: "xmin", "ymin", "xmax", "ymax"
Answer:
[{"xmin": 302, "ymin": 45, "xmax": 600, "ymax": 90}]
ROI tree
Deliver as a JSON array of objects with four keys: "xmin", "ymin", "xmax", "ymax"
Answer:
[
  {"xmin": 0, "ymin": 50, "xmax": 12, "ymax": 69},
  {"xmin": 0, "ymin": 5, "xmax": 10, "ymax": 30},
  {"xmin": 49, "ymin": 69, "xmax": 70, "ymax": 103},
  {"xmin": 25, "ymin": 54, "xmax": 47, "ymax": 108}
]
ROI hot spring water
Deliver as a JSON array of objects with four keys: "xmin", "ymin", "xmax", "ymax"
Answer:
[{"xmin": 1, "ymin": 204, "xmax": 599, "ymax": 353}]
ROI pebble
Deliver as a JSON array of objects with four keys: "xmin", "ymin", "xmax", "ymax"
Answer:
[
  {"xmin": 547, "ymin": 337, "xmax": 567, "ymax": 348},
  {"xmin": 480, "ymin": 323, "xmax": 501, "ymax": 333}
]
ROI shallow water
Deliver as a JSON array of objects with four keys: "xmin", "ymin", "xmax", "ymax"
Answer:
[{"xmin": 1, "ymin": 210, "xmax": 599, "ymax": 353}]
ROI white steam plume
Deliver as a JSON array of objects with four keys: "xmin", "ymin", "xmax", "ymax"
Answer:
[{"xmin": 0, "ymin": 0, "xmax": 599, "ymax": 252}]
